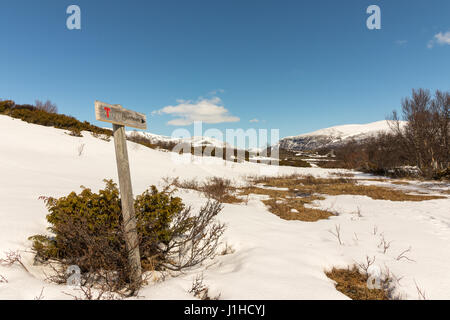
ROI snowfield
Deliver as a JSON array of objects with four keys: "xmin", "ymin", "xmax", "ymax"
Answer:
[{"xmin": 0, "ymin": 114, "xmax": 449, "ymax": 300}]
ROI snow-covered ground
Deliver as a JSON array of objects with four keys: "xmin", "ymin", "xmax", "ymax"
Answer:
[{"xmin": 0, "ymin": 115, "xmax": 449, "ymax": 300}]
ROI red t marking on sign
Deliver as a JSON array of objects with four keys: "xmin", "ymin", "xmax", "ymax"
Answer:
[{"xmin": 104, "ymin": 107, "xmax": 111, "ymax": 118}]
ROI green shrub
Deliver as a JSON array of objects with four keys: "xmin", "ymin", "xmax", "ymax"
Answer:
[
  {"xmin": 29, "ymin": 180, "xmax": 224, "ymax": 292},
  {"xmin": 0, "ymin": 100, "xmax": 14, "ymax": 113},
  {"xmin": 1, "ymin": 105, "xmax": 112, "ymax": 137}
]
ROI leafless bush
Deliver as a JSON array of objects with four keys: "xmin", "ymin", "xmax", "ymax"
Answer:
[
  {"xmin": 378, "ymin": 234, "xmax": 392, "ymax": 254},
  {"xmin": 62, "ymin": 281, "xmax": 125, "ymax": 300},
  {"xmin": 34, "ymin": 287, "xmax": 45, "ymax": 300},
  {"xmin": 373, "ymin": 225, "xmax": 378, "ymax": 235},
  {"xmin": 351, "ymin": 206, "xmax": 363, "ymax": 220},
  {"xmin": 35, "ymin": 99, "xmax": 58, "ymax": 113},
  {"xmin": 356, "ymin": 255, "xmax": 376, "ymax": 275},
  {"xmin": 396, "ymin": 246, "xmax": 415, "ymax": 262},
  {"xmin": 414, "ymin": 280, "xmax": 427, "ymax": 300},
  {"xmin": 161, "ymin": 201, "xmax": 225, "ymax": 271},
  {"xmin": 201, "ymin": 177, "xmax": 235, "ymax": 202},
  {"xmin": 329, "ymin": 224, "xmax": 343, "ymax": 245},
  {"xmin": 0, "ymin": 250, "xmax": 29, "ymax": 273},
  {"xmin": 0, "ymin": 274, "xmax": 7, "ymax": 283},
  {"xmin": 188, "ymin": 273, "xmax": 220, "ymax": 300},
  {"xmin": 171, "ymin": 177, "xmax": 242, "ymax": 203},
  {"xmin": 220, "ymin": 243, "xmax": 235, "ymax": 256},
  {"xmin": 390, "ymin": 89, "xmax": 449, "ymax": 177}
]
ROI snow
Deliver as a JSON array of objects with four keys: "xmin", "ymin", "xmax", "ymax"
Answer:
[{"xmin": 0, "ymin": 114, "xmax": 449, "ymax": 300}]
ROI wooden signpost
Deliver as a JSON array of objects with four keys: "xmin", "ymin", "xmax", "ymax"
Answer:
[{"xmin": 95, "ymin": 100, "xmax": 147, "ymax": 291}]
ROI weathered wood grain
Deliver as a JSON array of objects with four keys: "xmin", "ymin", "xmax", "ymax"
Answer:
[
  {"xmin": 112, "ymin": 124, "xmax": 142, "ymax": 291},
  {"xmin": 95, "ymin": 100, "xmax": 147, "ymax": 130}
]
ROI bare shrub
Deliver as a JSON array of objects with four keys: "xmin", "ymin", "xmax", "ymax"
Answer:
[
  {"xmin": 396, "ymin": 246, "xmax": 415, "ymax": 262},
  {"xmin": 161, "ymin": 201, "xmax": 225, "ymax": 271},
  {"xmin": 34, "ymin": 287, "xmax": 45, "ymax": 300},
  {"xmin": 0, "ymin": 274, "xmax": 7, "ymax": 283},
  {"xmin": 352, "ymin": 206, "xmax": 363, "ymax": 219},
  {"xmin": 220, "ymin": 243, "xmax": 235, "ymax": 256},
  {"xmin": 378, "ymin": 234, "xmax": 392, "ymax": 254},
  {"xmin": 35, "ymin": 99, "xmax": 58, "ymax": 113},
  {"xmin": 172, "ymin": 177, "xmax": 242, "ymax": 204},
  {"xmin": 0, "ymin": 250, "xmax": 29, "ymax": 273},
  {"xmin": 329, "ymin": 224, "xmax": 343, "ymax": 245},
  {"xmin": 356, "ymin": 255, "xmax": 376, "ymax": 274},
  {"xmin": 414, "ymin": 280, "xmax": 427, "ymax": 300},
  {"xmin": 188, "ymin": 273, "xmax": 220, "ymax": 300}
]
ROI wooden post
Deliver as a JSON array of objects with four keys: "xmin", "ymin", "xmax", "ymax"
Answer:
[
  {"xmin": 95, "ymin": 100, "xmax": 146, "ymax": 292},
  {"xmin": 112, "ymin": 123, "xmax": 142, "ymax": 291}
]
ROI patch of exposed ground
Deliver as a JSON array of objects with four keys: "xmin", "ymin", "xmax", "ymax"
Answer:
[
  {"xmin": 238, "ymin": 174, "xmax": 445, "ymax": 222},
  {"xmin": 325, "ymin": 266, "xmax": 392, "ymax": 300}
]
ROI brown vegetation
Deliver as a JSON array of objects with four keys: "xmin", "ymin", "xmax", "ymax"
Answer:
[
  {"xmin": 250, "ymin": 174, "xmax": 444, "ymax": 201},
  {"xmin": 171, "ymin": 177, "xmax": 243, "ymax": 204},
  {"xmin": 325, "ymin": 265, "xmax": 392, "ymax": 300}
]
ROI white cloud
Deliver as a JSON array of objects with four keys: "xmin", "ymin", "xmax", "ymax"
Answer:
[
  {"xmin": 154, "ymin": 97, "xmax": 240, "ymax": 126},
  {"xmin": 427, "ymin": 31, "xmax": 450, "ymax": 48},
  {"xmin": 249, "ymin": 119, "xmax": 259, "ymax": 123}
]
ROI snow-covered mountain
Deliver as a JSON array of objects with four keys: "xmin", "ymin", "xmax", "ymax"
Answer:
[
  {"xmin": 126, "ymin": 130, "xmax": 234, "ymax": 149},
  {"xmin": 279, "ymin": 120, "xmax": 407, "ymax": 151}
]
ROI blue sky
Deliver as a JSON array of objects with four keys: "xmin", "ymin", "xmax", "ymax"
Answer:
[{"xmin": 1, "ymin": 0, "xmax": 449, "ymax": 143}]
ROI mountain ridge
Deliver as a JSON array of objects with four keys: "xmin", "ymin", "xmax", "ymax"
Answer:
[{"xmin": 278, "ymin": 120, "xmax": 407, "ymax": 151}]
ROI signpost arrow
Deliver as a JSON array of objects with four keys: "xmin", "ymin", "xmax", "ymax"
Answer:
[
  {"xmin": 95, "ymin": 100, "xmax": 147, "ymax": 129},
  {"xmin": 95, "ymin": 100, "xmax": 146, "ymax": 292}
]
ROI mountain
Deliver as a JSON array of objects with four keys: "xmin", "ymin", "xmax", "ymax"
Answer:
[
  {"xmin": 126, "ymin": 130, "xmax": 233, "ymax": 149},
  {"xmin": 278, "ymin": 120, "xmax": 407, "ymax": 151}
]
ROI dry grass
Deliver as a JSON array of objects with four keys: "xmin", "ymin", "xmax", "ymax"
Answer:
[
  {"xmin": 248, "ymin": 174, "xmax": 444, "ymax": 202},
  {"xmin": 171, "ymin": 177, "xmax": 243, "ymax": 204},
  {"xmin": 239, "ymin": 186, "xmax": 334, "ymax": 222},
  {"xmin": 325, "ymin": 266, "xmax": 391, "ymax": 300},
  {"xmin": 238, "ymin": 174, "xmax": 445, "ymax": 222},
  {"xmin": 330, "ymin": 172, "xmax": 355, "ymax": 178},
  {"xmin": 390, "ymin": 180, "xmax": 411, "ymax": 185}
]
